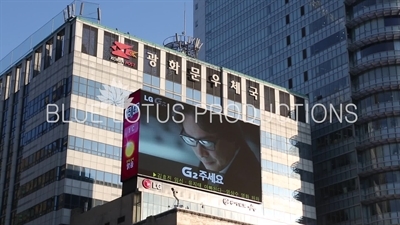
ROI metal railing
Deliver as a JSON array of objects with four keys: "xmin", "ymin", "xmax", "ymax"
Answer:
[{"xmin": 0, "ymin": 0, "xmax": 100, "ymax": 75}]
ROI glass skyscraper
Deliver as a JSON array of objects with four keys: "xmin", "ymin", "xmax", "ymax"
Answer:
[
  {"xmin": 194, "ymin": 0, "xmax": 400, "ymax": 224},
  {"xmin": 0, "ymin": 2, "xmax": 314, "ymax": 225}
]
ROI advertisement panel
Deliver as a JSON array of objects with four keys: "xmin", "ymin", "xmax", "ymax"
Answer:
[
  {"xmin": 121, "ymin": 90, "xmax": 141, "ymax": 182},
  {"xmin": 127, "ymin": 89, "xmax": 262, "ymax": 203}
]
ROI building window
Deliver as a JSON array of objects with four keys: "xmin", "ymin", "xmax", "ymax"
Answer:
[
  {"xmin": 302, "ymin": 27, "xmax": 306, "ymax": 37},
  {"xmin": 195, "ymin": 3, "xmax": 198, "ymax": 10},
  {"xmin": 195, "ymin": 20, "xmax": 198, "ymax": 27},
  {"xmin": 33, "ymin": 48, "xmax": 42, "ymax": 78},
  {"xmin": 25, "ymin": 57, "xmax": 32, "ymax": 85},
  {"xmin": 285, "ymin": 0, "xmax": 289, "ymax": 4},
  {"xmin": 286, "ymin": 36, "xmax": 291, "ymax": 46},
  {"xmin": 304, "ymin": 71, "xmax": 308, "ymax": 82},
  {"xmin": 103, "ymin": 31, "xmax": 118, "ymax": 60},
  {"xmin": 279, "ymin": 91, "xmax": 290, "ymax": 117},
  {"xmin": 264, "ymin": 86, "xmax": 275, "ymax": 113},
  {"xmin": 287, "ymin": 57, "xmax": 292, "ymax": 67},
  {"xmin": 81, "ymin": 24, "xmax": 98, "ymax": 57},
  {"xmin": 44, "ymin": 39, "xmax": 53, "ymax": 69},
  {"xmin": 300, "ymin": 6, "xmax": 305, "ymax": 16},
  {"xmin": 384, "ymin": 16, "xmax": 400, "ymax": 26},
  {"xmin": 286, "ymin": 15, "xmax": 290, "ymax": 24},
  {"xmin": 288, "ymin": 78, "xmax": 293, "ymax": 89},
  {"xmin": 55, "ymin": 29, "xmax": 65, "ymax": 61},
  {"xmin": 303, "ymin": 49, "xmax": 307, "ymax": 59}
]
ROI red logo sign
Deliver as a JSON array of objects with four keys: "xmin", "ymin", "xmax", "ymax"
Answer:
[
  {"xmin": 141, "ymin": 179, "xmax": 162, "ymax": 190},
  {"xmin": 111, "ymin": 41, "xmax": 137, "ymax": 59},
  {"xmin": 142, "ymin": 179, "xmax": 151, "ymax": 189}
]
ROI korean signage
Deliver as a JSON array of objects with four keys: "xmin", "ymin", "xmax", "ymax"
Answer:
[
  {"xmin": 246, "ymin": 80, "xmax": 260, "ymax": 109},
  {"xmin": 165, "ymin": 53, "xmax": 182, "ymax": 83},
  {"xmin": 110, "ymin": 41, "xmax": 138, "ymax": 69},
  {"xmin": 186, "ymin": 61, "xmax": 202, "ymax": 91},
  {"xmin": 121, "ymin": 90, "xmax": 141, "ymax": 181},
  {"xmin": 222, "ymin": 198, "xmax": 256, "ymax": 212},
  {"xmin": 123, "ymin": 89, "xmax": 262, "ymax": 202},
  {"xmin": 144, "ymin": 45, "xmax": 161, "ymax": 76},
  {"xmin": 206, "ymin": 68, "xmax": 222, "ymax": 97},
  {"xmin": 228, "ymin": 73, "xmax": 242, "ymax": 103}
]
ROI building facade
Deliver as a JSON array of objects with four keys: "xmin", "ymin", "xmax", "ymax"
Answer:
[
  {"xmin": 0, "ymin": 3, "xmax": 315, "ymax": 225},
  {"xmin": 194, "ymin": 0, "xmax": 400, "ymax": 224}
]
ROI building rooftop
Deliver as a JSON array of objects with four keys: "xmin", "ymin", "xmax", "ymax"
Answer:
[{"xmin": 134, "ymin": 207, "xmax": 254, "ymax": 225}]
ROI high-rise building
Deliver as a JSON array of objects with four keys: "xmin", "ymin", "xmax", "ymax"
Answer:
[
  {"xmin": 0, "ymin": 1, "xmax": 315, "ymax": 225},
  {"xmin": 194, "ymin": 0, "xmax": 400, "ymax": 224}
]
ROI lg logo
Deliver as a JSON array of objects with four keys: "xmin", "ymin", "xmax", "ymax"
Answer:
[
  {"xmin": 142, "ymin": 179, "xmax": 162, "ymax": 190},
  {"xmin": 143, "ymin": 95, "xmax": 167, "ymax": 107}
]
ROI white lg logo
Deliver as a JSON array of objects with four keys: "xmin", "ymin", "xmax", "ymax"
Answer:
[{"xmin": 152, "ymin": 182, "xmax": 162, "ymax": 190}]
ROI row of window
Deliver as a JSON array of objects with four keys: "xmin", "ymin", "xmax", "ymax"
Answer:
[
  {"xmin": 70, "ymin": 108, "xmax": 123, "ymax": 133},
  {"xmin": 68, "ymin": 136, "xmax": 120, "ymax": 160},
  {"xmin": 21, "ymin": 109, "xmax": 69, "ymax": 146},
  {"xmin": 319, "ymin": 178, "xmax": 358, "ymax": 201},
  {"xmin": 28, "ymin": 28, "xmax": 69, "ymax": 79},
  {"xmin": 315, "ymin": 126, "xmax": 353, "ymax": 149},
  {"xmin": 312, "ymin": 53, "xmax": 347, "ymax": 79},
  {"xmin": 15, "ymin": 196, "xmax": 56, "ymax": 225},
  {"xmin": 358, "ymin": 91, "xmax": 400, "ymax": 115},
  {"xmin": 19, "ymin": 167, "xmax": 59, "ymax": 199},
  {"xmin": 73, "ymin": 72, "xmax": 301, "ymax": 121},
  {"xmin": 368, "ymin": 199, "xmax": 400, "ymax": 217},
  {"xmin": 262, "ymin": 158, "xmax": 314, "ymax": 184},
  {"xmin": 352, "ymin": 66, "xmax": 400, "ymax": 91},
  {"xmin": 261, "ymin": 130, "xmax": 312, "ymax": 160},
  {"xmin": 312, "ymin": 77, "xmax": 348, "ymax": 100},
  {"xmin": 23, "ymin": 77, "xmax": 71, "ymax": 122},
  {"xmin": 316, "ymin": 152, "xmax": 355, "ymax": 177},
  {"xmin": 357, "ymin": 40, "xmax": 400, "ymax": 59},
  {"xmin": 18, "ymin": 163, "xmax": 121, "ymax": 212},
  {"xmin": 351, "ymin": 16, "xmax": 400, "ymax": 39},
  {"xmin": 359, "ymin": 116, "xmax": 400, "ymax": 136},
  {"xmin": 309, "ymin": 7, "xmax": 344, "ymax": 34},
  {"xmin": 358, "ymin": 146, "xmax": 400, "ymax": 173},
  {"xmin": 65, "ymin": 164, "xmax": 122, "ymax": 188},
  {"xmin": 320, "ymin": 205, "xmax": 361, "ymax": 224},
  {"xmin": 361, "ymin": 170, "xmax": 400, "ymax": 190},
  {"xmin": 310, "ymin": 30, "xmax": 346, "ymax": 56},
  {"xmin": 16, "ymin": 193, "xmax": 107, "ymax": 225},
  {"xmin": 71, "ymin": 75, "xmax": 117, "ymax": 100},
  {"xmin": 21, "ymin": 137, "xmax": 66, "ymax": 172},
  {"xmin": 352, "ymin": 0, "xmax": 400, "ymax": 15}
]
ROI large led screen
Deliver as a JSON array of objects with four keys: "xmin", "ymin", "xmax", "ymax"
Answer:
[{"xmin": 123, "ymin": 89, "xmax": 262, "ymax": 202}]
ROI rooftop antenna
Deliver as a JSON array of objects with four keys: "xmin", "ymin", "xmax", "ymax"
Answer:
[
  {"xmin": 163, "ymin": 1, "xmax": 203, "ymax": 58},
  {"xmin": 183, "ymin": 2, "xmax": 186, "ymax": 36}
]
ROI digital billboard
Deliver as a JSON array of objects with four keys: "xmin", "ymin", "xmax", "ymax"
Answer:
[
  {"xmin": 121, "ymin": 90, "xmax": 141, "ymax": 181},
  {"xmin": 122, "ymin": 89, "xmax": 262, "ymax": 203}
]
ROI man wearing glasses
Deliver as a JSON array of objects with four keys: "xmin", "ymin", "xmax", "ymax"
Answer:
[{"xmin": 175, "ymin": 105, "xmax": 261, "ymax": 194}]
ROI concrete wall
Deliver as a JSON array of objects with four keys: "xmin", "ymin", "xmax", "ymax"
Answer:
[
  {"xmin": 136, "ymin": 208, "xmax": 252, "ymax": 225},
  {"xmin": 70, "ymin": 193, "xmax": 136, "ymax": 225}
]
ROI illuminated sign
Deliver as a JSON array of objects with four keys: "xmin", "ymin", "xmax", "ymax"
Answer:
[
  {"xmin": 121, "ymin": 91, "xmax": 141, "ymax": 182},
  {"xmin": 110, "ymin": 41, "xmax": 138, "ymax": 68},
  {"xmin": 122, "ymin": 89, "xmax": 262, "ymax": 203},
  {"xmin": 142, "ymin": 179, "xmax": 162, "ymax": 190}
]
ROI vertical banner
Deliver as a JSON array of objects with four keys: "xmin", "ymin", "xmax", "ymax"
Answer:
[{"xmin": 121, "ymin": 90, "xmax": 142, "ymax": 181}]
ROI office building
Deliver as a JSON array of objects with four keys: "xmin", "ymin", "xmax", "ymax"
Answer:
[
  {"xmin": 0, "ymin": 1, "xmax": 314, "ymax": 225},
  {"xmin": 194, "ymin": 0, "xmax": 400, "ymax": 224}
]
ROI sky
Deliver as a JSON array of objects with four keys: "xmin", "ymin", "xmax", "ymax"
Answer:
[{"xmin": 0, "ymin": 0, "xmax": 193, "ymax": 60}]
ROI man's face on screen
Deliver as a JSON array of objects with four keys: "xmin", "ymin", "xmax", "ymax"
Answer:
[{"xmin": 181, "ymin": 114, "xmax": 236, "ymax": 172}]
